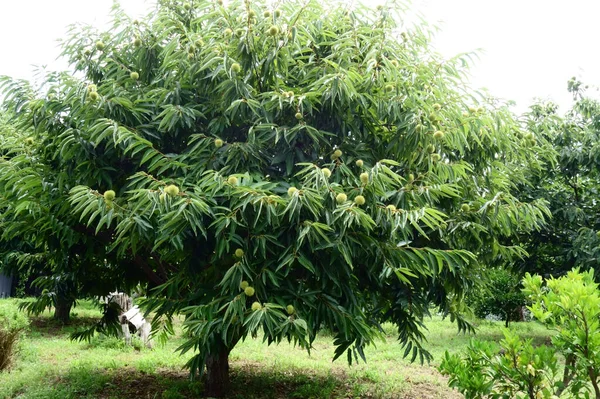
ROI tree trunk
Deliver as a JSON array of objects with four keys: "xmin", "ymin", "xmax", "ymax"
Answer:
[
  {"xmin": 517, "ymin": 306, "xmax": 526, "ymax": 321},
  {"xmin": 204, "ymin": 341, "xmax": 232, "ymax": 398},
  {"xmin": 54, "ymin": 296, "xmax": 73, "ymax": 324}
]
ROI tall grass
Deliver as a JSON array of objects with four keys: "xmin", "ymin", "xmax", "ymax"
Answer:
[{"xmin": 0, "ymin": 301, "xmax": 29, "ymax": 372}]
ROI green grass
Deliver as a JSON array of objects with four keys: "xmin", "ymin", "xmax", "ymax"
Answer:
[{"xmin": 0, "ymin": 299, "xmax": 551, "ymax": 399}]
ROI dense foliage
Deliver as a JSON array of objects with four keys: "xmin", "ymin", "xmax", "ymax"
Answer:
[
  {"xmin": 467, "ymin": 267, "xmax": 526, "ymax": 327},
  {"xmin": 0, "ymin": 113, "xmax": 145, "ymax": 322},
  {"xmin": 0, "ymin": 0, "xmax": 550, "ymax": 395},
  {"xmin": 441, "ymin": 268, "xmax": 600, "ymax": 399},
  {"xmin": 517, "ymin": 81, "xmax": 600, "ymax": 277}
]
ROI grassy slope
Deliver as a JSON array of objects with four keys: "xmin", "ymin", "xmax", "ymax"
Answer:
[{"xmin": 0, "ymin": 299, "xmax": 550, "ymax": 399}]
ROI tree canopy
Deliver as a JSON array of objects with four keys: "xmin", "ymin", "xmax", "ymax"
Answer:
[
  {"xmin": 0, "ymin": 0, "xmax": 551, "ymax": 395},
  {"xmin": 516, "ymin": 79, "xmax": 600, "ymax": 277}
]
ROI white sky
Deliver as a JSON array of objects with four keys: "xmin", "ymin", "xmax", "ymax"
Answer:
[{"xmin": 1, "ymin": 0, "xmax": 599, "ymax": 114}]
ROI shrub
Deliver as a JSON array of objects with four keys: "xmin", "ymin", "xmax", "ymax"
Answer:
[
  {"xmin": 440, "ymin": 330, "xmax": 561, "ymax": 399},
  {"xmin": 467, "ymin": 267, "xmax": 527, "ymax": 326},
  {"xmin": 440, "ymin": 268, "xmax": 600, "ymax": 398},
  {"xmin": 0, "ymin": 301, "xmax": 29, "ymax": 372}
]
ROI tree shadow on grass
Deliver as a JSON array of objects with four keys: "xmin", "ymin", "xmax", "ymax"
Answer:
[
  {"xmin": 227, "ymin": 361, "xmax": 351, "ymax": 399},
  {"xmin": 25, "ymin": 360, "xmax": 460, "ymax": 399},
  {"xmin": 46, "ymin": 363, "xmax": 354, "ymax": 399},
  {"xmin": 29, "ymin": 316, "xmax": 101, "ymax": 338}
]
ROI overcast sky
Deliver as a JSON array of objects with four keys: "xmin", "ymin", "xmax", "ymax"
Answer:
[{"xmin": 1, "ymin": 0, "xmax": 598, "ymax": 113}]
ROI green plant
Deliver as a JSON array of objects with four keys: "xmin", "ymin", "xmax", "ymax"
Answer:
[
  {"xmin": 441, "ymin": 268, "xmax": 600, "ymax": 398},
  {"xmin": 516, "ymin": 83, "xmax": 600, "ymax": 278},
  {"xmin": 0, "ymin": 0, "xmax": 550, "ymax": 396},
  {"xmin": 441, "ymin": 330, "xmax": 561, "ymax": 399},
  {"xmin": 468, "ymin": 268, "xmax": 527, "ymax": 327},
  {"xmin": 526, "ymin": 268, "xmax": 600, "ymax": 397},
  {"xmin": 0, "ymin": 114, "xmax": 149, "ymax": 323},
  {"xmin": 0, "ymin": 302, "xmax": 29, "ymax": 371}
]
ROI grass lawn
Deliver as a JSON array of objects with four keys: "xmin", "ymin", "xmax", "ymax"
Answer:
[{"xmin": 0, "ymin": 299, "xmax": 551, "ymax": 399}]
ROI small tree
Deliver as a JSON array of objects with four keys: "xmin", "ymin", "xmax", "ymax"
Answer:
[
  {"xmin": 467, "ymin": 267, "xmax": 527, "ymax": 327},
  {"xmin": 526, "ymin": 268, "xmax": 600, "ymax": 397},
  {"xmin": 441, "ymin": 268, "xmax": 600, "ymax": 399},
  {"xmin": 0, "ymin": 0, "xmax": 549, "ymax": 395}
]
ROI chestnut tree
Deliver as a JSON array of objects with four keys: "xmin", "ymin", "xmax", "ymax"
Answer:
[
  {"xmin": 0, "ymin": 0, "xmax": 550, "ymax": 396},
  {"xmin": 516, "ymin": 80, "xmax": 600, "ymax": 279},
  {"xmin": 0, "ymin": 112, "xmax": 147, "ymax": 323}
]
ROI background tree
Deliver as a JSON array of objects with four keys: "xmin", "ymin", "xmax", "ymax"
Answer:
[
  {"xmin": 0, "ymin": 110, "xmax": 144, "ymax": 323},
  {"xmin": 516, "ymin": 79, "xmax": 600, "ymax": 278},
  {"xmin": 0, "ymin": 0, "xmax": 550, "ymax": 396},
  {"xmin": 466, "ymin": 267, "xmax": 527, "ymax": 327}
]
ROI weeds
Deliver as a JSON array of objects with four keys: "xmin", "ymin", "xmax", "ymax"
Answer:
[{"xmin": 0, "ymin": 301, "xmax": 28, "ymax": 372}]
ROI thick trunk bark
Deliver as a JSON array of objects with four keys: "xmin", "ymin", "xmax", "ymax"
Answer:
[
  {"xmin": 54, "ymin": 296, "xmax": 73, "ymax": 324},
  {"xmin": 204, "ymin": 342, "xmax": 231, "ymax": 398}
]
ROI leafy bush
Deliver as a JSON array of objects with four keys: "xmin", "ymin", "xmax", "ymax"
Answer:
[
  {"xmin": 440, "ymin": 268, "xmax": 600, "ymax": 398},
  {"xmin": 0, "ymin": 301, "xmax": 29, "ymax": 372},
  {"xmin": 467, "ymin": 267, "xmax": 527, "ymax": 326},
  {"xmin": 441, "ymin": 330, "xmax": 562, "ymax": 399}
]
